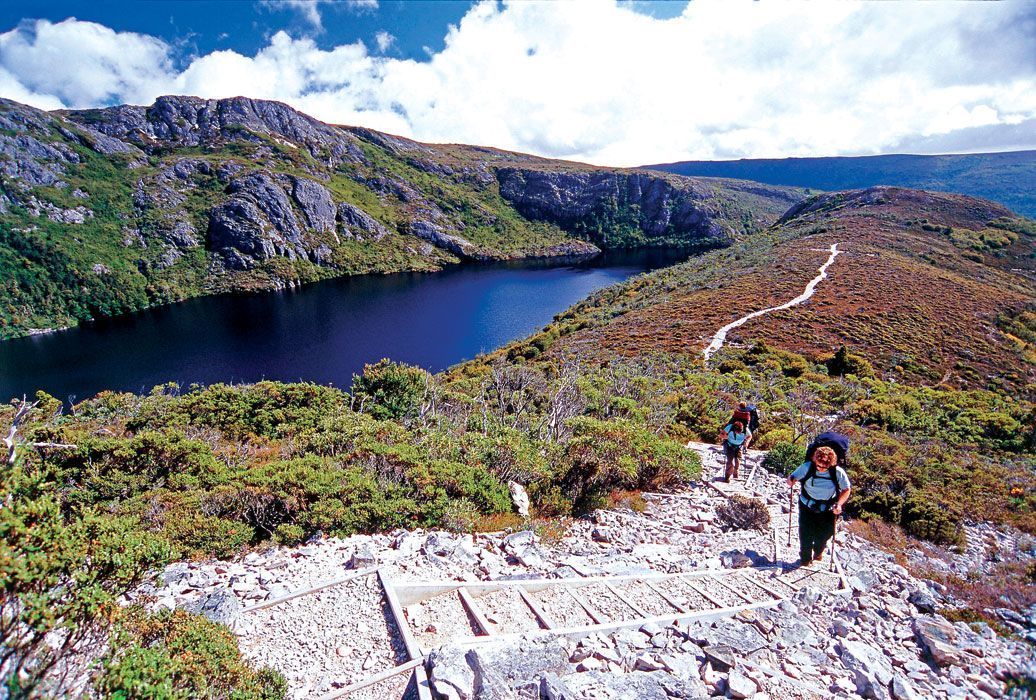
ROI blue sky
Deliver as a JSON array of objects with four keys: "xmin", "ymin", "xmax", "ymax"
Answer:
[
  {"xmin": 0, "ymin": 1, "xmax": 475, "ymax": 63},
  {"xmin": 0, "ymin": 1, "xmax": 1033, "ymax": 166}
]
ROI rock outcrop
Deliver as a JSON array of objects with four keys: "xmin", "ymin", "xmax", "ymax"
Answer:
[
  {"xmin": 65, "ymin": 95, "xmax": 366, "ymax": 168},
  {"xmin": 497, "ymin": 168, "xmax": 732, "ymax": 248}
]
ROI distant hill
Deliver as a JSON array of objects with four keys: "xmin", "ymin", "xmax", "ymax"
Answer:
[
  {"xmin": 533, "ymin": 185, "xmax": 1036, "ymax": 392},
  {"xmin": 645, "ymin": 151, "xmax": 1036, "ymax": 218}
]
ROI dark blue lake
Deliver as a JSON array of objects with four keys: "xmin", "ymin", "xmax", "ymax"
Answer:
[{"xmin": 0, "ymin": 251, "xmax": 684, "ymax": 402}]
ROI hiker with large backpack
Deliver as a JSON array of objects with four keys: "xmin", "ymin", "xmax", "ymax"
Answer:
[
  {"xmin": 787, "ymin": 432, "xmax": 852, "ymax": 567},
  {"xmin": 718, "ymin": 420, "xmax": 752, "ymax": 482}
]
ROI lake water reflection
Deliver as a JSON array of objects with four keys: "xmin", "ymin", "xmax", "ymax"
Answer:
[{"xmin": 0, "ymin": 251, "xmax": 685, "ymax": 401}]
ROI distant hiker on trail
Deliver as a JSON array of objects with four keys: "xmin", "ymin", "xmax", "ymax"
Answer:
[
  {"xmin": 787, "ymin": 444, "xmax": 851, "ymax": 567},
  {"xmin": 718, "ymin": 420, "xmax": 752, "ymax": 482}
]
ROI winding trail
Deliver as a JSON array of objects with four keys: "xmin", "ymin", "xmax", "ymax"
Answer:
[{"xmin": 703, "ymin": 243, "xmax": 842, "ymax": 362}]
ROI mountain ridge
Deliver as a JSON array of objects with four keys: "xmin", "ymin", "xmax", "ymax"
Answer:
[
  {"xmin": 645, "ymin": 150, "xmax": 1036, "ymax": 218},
  {"xmin": 0, "ymin": 95, "xmax": 802, "ymax": 338}
]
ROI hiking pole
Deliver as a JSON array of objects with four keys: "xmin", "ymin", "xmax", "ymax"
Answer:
[
  {"xmin": 787, "ymin": 486, "xmax": 794, "ymax": 547},
  {"xmin": 829, "ymin": 514, "xmax": 838, "ymax": 572}
]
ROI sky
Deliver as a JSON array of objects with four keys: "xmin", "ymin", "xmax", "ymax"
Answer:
[{"xmin": 0, "ymin": 1, "xmax": 1033, "ymax": 167}]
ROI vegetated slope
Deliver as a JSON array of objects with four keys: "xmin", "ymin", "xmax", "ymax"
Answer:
[
  {"xmin": 0, "ymin": 95, "xmax": 802, "ymax": 338},
  {"xmin": 534, "ymin": 186, "xmax": 1036, "ymax": 393},
  {"xmin": 645, "ymin": 150, "xmax": 1036, "ymax": 218}
]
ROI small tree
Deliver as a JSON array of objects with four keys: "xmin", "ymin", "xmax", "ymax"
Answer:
[{"xmin": 351, "ymin": 359, "xmax": 431, "ymax": 421}]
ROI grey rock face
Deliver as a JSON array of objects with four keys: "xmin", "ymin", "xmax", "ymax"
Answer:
[
  {"xmin": 0, "ymin": 132, "xmax": 77, "ymax": 188},
  {"xmin": 208, "ymin": 198, "xmax": 278, "ymax": 269},
  {"xmin": 66, "ymin": 95, "xmax": 364, "ymax": 167},
  {"xmin": 336, "ymin": 201, "xmax": 390, "ymax": 240},
  {"xmin": 406, "ymin": 219, "xmax": 474, "ymax": 258},
  {"xmin": 496, "ymin": 168, "xmax": 730, "ymax": 248},
  {"xmin": 292, "ymin": 177, "xmax": 337, "ymax": 233},
  {"xmin": 208, "ymin": 171, "xmax": 330, "ymax": 269}
]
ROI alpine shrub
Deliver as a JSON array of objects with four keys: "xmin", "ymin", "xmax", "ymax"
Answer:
[
  {"xmin": 762, "ymin": 441, "xmax": 806, "ymax": 475},
  {"xmin": 716, "ymin": 494, "xmax": 771, "ymax": 531}
]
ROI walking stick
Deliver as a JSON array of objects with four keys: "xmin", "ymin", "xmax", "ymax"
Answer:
[
  {"xmin": 787, "ymin": 486, "xmax": 794, "ymax": 547},
  {"xmin": 829, "ymin": 513, "xmax": 839, "ymax": 572}
]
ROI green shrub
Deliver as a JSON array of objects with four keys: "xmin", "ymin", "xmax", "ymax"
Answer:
[
  {"xmin": 0, "ymin": 459, "xmax": 171, "ymax": 696},
  {"xmin": 762, "ymin": 441, "xmax": 806, "ymax": 475},
  {"xmin": 825, "ymin": 346, "xmax": 875, "ymax": 378},
  {"xmin": 351, "ymin": 359, "xmax": 430, "ymax": 421},
  {"xmin": 556, "ymin": 417, "xmax": 699, "ymax": 512},
  {"xmin": 901, "ymin": 493, "xmax": 965, "ymax": 547},
  {"xmin": 95, "ymin": 608, "xmax": 286, "ymax": 699}
]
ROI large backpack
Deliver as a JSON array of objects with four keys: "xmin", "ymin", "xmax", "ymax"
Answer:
[
  {"xmin": 747, "ymin": 404, "xmax": 761, "ymax": 432},
  {"xmin": 801, "ymin": 431, "xmax": 850, "ymax": 511},
  {"xmin": 805, "ymin": 431, "xmax": 849, "ymax": 466},
  {"xmin": 731, "ymin": 408, "xmax": 752, "ymax": 426}
]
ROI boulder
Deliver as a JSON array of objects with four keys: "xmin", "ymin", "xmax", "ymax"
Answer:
[
  {"xmin": 348, "ymin": 545, "xmax": 377, "ymax": 569},
  {"xmin": 188, "ymin": 589, "xmax": 240, "ymax": 627},
  {"xmin": 727, "ymin": 668, "xmax": 758, "ymax": 698},
  {"xmin": 913, "ymin": 615, "xmax": 978, "ymax": 667},
  {"xmin": 702, "ymin": 644, "xmax": 736, "ymax": 671},
  {"xmin": 908, "ymin": 587, "xmax": 939, "ymax": 614},
  {"xmin": 427, "ymin": 645, "xmax": 476, "ymax": 700},
  {"xmin": 840, "ymin": 640, "xmax": 893, "ymax": 700},
  {"xmin": 508, "ymin": 481, "xmax": 530, "ymax": 517}
]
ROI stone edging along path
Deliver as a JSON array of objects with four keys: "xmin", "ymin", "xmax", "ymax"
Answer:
[{"xmin": 703, "ymin": 243, "xmax": 842, "ymax": 361}]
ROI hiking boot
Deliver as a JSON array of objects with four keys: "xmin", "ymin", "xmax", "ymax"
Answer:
[{"xmin": 814, "ymin": 552, "xmax": 824, "ymax": 563}]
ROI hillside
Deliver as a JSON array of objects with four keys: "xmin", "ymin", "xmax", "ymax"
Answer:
[
  {"xmin": 529, "ymin": 186, "xmax": 1036, "ymax": 393},
  {"xmin": 646, "ymin": 151, "xmax": 1036, "ymax": 219},
  {"xmin": 0, "ymin": 95, "xmax": 801, "ymax": 339},
  {"xmin": 4, "ymin": 183, "xmax": 1035, "ymax": 697}
]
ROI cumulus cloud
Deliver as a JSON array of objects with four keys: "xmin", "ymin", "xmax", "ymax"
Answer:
[{"xmin": 1, "ymin": 2, "xmax": 1034, "ymax": 166}]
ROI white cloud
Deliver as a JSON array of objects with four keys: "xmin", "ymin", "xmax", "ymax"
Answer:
[
  {"xmin": 1, "ymin": 2, "xmax": 1034, "ymax": 165},
  {"xmin": 257, "ymin": 0, "xmax": 379, "ymax": 32},
  {"xmin": 374, "ymin": 30, "xmax": 394, "ymax": 54}
]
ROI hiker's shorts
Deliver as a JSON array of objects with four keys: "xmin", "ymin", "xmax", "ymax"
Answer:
[{"xmin": 723, "ymin": 442, "xmax": 743, "ymax": 461}]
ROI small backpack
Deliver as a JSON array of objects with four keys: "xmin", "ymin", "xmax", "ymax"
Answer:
[{"xmin": 731, "ymin": 408, "xmax": 752, "ymax": 426}]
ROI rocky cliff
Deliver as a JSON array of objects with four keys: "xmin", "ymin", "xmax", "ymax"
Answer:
[{"xmin": 0, "ymin": 95, "xmax": 802, "ymax": 338}]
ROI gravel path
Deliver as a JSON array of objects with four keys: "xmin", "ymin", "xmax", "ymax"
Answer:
[
  {"xmin": 607, "ymin": 579, "xmax": 680, "ymax": 617},
  {"xmin": 405, "ymin": 591, "xmax": 480, "ymax": 649},
  {"xmin": 703, "ymin": 243, "xmax": 841, "ymax": 360},
  {"xmin": 577, "ymin": 583, "xmax": 641, "ymax": 623},
  {"xmin": 474, "ymin": 587, "xmax": 542, "ymax": 634},
  {"xmin": 531, "ymin": 587, "xmax": 594, "ymax": 628},
  {"xmin": 237, "ymin": 574, "xmax": 406, "ymax": 699}
]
